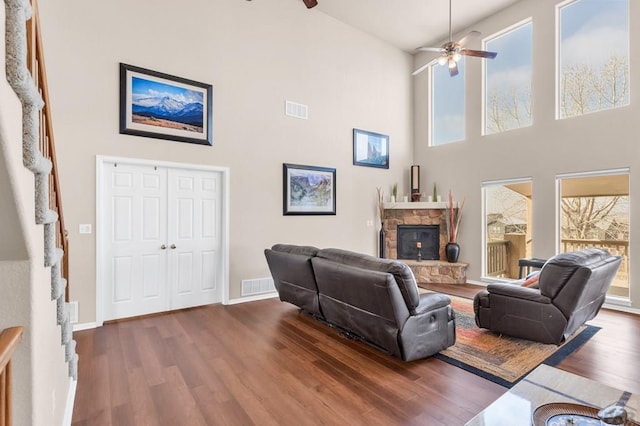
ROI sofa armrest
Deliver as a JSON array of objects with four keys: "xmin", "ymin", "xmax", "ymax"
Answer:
[
  {"xmin": 487, "ymin": 283, "xmax": 551, "ymax": 304},
  {"xmin": 415, "ymin": 293, "xmax": 451, "ymax": 315}
]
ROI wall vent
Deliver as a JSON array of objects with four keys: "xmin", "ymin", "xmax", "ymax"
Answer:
[
  {"xmin": 285, "ymin": 100, "xmax": 308, "ymax": 119},
  {"xmin": 241, "ymin": 277, "xmax": 276, "ymax": 297}
]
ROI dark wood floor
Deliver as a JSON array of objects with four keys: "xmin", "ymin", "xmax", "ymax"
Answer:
[{"xmin": 72, "ymin": 284, "xmax": 640, "ymax": 425}]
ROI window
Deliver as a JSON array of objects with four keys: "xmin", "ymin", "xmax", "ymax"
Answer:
[
  {"xmin": 483, "ymin": 179, "xmax": 533, "ymax": 280},
  {"xmin": 558, "ymin": 0, "xmax": 629, "ymax": 119},
  {"xmin": 557, "ymin": 170, "xmax": 630, "ymax": 300},
  {"xmin": 431, "ymin": 59, "xmax": 465, "ymax": 145},
  {"xmin": 484, "ymin": 20, "xmax": 532, "ymax": 135}
]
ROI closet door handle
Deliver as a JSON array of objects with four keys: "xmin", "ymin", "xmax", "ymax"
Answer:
[
  {"xmin": 161, "ymin": 244, "xmax": 167, "ymax": 250},
  {"xmin": 170, "ymin": 244, "xmax": 177, "ymax": 249}
]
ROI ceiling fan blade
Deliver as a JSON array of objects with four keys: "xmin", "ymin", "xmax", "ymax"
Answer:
[
  {"xmin": 456, "ymin": 30, "xmax": 481, "ymax": 47},
  {"xmin": 412, "ymin": 58, "xmax": 439, "ymax": 76},
  {"xmin": 461, "ymin": 49, "xmax": 498, "ymax": 59},
  {"xmin": 415, "ymin": 46, "xmax": 443, "ymax": 53},
  {"xmin": 448, "ymin": 60, "xmax": 459, "ymax": 77},
  {"xmin": 302, "ymin": 0, "xmax": 318, "ymax": 8}
]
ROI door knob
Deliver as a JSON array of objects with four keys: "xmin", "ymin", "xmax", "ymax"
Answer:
[
  {"xmin": 161, "ymin": 244, "xmax": 167, "ymax": 250},
  {"xmin": 170, "ymin": 244, "xmax": 177, "ymax": 249}
]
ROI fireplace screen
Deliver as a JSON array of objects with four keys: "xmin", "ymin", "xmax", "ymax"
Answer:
[{"xmin": 397, "ymin": 225, "xmax": 439, "ymax": 260}]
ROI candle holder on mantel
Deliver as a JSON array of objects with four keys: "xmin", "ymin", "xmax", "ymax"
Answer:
[
  {"xmin": 411, "ymin": 165, "xmax": 421, "ymax": 202},
  {"xmin": 416, "ymin": 241, "xmax": 422, "ymax": 262}
]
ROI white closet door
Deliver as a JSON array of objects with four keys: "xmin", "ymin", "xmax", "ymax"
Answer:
[
  {"xmin": 167, "ymin": 168, "xmax": 222, "ymax": 309},
  {"xmin": 103, "ymin": 163, "xmax": 169, "ymax": 320}
]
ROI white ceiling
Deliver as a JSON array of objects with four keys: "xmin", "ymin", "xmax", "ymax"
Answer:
[{"xmin": 314, "ymin": 0, "xmax": 523, "ymax": 52}]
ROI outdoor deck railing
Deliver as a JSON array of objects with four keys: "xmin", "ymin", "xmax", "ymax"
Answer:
[
  {"xmin": 487, "ymin": 240, "xmax": 509, "ymax": 277},
  {"xmin": 487, "ymin": 239, "xmax": 629, "ymax": 288}
]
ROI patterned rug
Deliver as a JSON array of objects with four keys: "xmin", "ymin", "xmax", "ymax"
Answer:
[{"xmin": 434, "ymin": 294, "xmax": 600, "ymax": 388}]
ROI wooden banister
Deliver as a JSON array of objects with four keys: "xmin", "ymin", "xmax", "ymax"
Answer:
[
  {"xmin": 25, "ymin": 0, "xmax": 70, "ymax": 301},
  {"xmin": 0, "ymin": 327, "xmax": 24, "ymax": 426}
]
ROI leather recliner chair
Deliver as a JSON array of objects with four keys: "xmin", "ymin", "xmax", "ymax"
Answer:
[{"xmin": 474, "ymin": 248, "xmax": 622, "ymax": 344}]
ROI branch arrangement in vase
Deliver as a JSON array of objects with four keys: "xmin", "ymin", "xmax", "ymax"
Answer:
[{"xmin": 445, "ymin": 190, "xmax": 465, "ymax": 243}]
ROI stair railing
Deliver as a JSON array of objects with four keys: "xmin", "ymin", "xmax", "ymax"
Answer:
[
  {"xmin": 24, "ymin": 0, "xmax": 69, "ymax": 301},
  {"xmin": 0, "ymin": 327, "xmax": 24, "ymax": 426}
]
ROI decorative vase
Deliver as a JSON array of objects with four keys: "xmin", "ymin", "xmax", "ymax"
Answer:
[
  {"xmin": 445, "ymin": 242, "xmax": 459, "ymax": 263},
  {"xmin": 379, "ymin": 226, "xmax": 386, "ymax": 258}
]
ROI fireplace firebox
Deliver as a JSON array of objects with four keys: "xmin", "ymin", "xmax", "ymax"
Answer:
[{"xmin": 397, "ymin": 225, "xmax": 439, "ymax": 260}]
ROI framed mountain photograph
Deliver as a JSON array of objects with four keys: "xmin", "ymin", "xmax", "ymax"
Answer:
[
  {"xmin": 283, "ymin": 163, "xmax": 336, "ymax": 215},
  {"xmin": 119, "ymin": 63, "xmax": 213, "ymax": 145}
]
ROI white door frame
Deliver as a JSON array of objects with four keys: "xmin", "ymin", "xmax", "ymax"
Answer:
[{"xmin": 96, "ymin": 155, "xmax": 230, "ymax": 326}]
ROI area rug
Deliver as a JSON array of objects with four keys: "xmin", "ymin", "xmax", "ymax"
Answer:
[{"xmin": 434, "ymin": 294, "xmax": 600, "ymax": 388}]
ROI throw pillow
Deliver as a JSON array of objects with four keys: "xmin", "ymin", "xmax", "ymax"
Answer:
[{"xmin": 521, "ymin": 271, "xmax": 540, "ymax": 288}]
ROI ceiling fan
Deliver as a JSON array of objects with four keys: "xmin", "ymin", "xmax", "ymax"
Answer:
[
  {"xmin": 302, "ymin": 0, "xmax": 318, "ymax": 8},
  {"xmin": 413, "ymin": 0, "xmax": 497, "ymax": 77}
]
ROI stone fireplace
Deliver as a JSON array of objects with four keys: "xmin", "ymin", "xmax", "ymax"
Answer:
[{"xmin": 382, "ymin": 202, "xmax": 467, "ymax": 284}]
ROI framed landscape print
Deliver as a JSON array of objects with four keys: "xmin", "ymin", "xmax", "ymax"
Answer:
[
  {"xmin": 353, "ymin": 128, "xmax": 389, "ymax": 169},
  {"xmin": 119, "ymin": 63, "xmax": 213, "ymax": 145},
  {"xmin": 283, "ymin": 163, "xmax": 336, "ymax": 215}
]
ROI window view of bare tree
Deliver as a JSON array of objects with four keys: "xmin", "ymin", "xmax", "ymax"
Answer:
[
  {"xmin": 559, "ymin": 173, "xmax": 630, "ymax": 298},
  {"xmin": 487, "ymin": 86, "xmax": 532, "ymax": 134},
  {"xmin": 560, "ymin": 55, "xmax": 629, "ymax": 118},
  {"xmin": 561, "ymin": 196, "xmax": 627, "ymax": 240},
  {"xmin": 558, "ymin": 0, "xmax": 629, "ymax": 119},
  {"xmin": 485, "ymin": 21, "xmax": 532, "ymax": 135}
]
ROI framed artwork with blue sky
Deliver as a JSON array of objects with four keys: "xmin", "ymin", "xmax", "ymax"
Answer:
[
  {"xmin": 353, "ymin": 128, "xmax": 389, "ymax": 169},
  {"xmin": 119, "ymin": 63, "xmax": 213, "ymax": 145}
]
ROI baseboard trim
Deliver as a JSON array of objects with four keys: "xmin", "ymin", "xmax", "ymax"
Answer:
[
  {"xmin": 73, "ymin": 322, "xmax": 98, "ymax": 331},
  {"xmin": 63, "ymin": 379, "xmax": 77, "ymax": 426},
  {"xmin": 226, "ymin": 292, "xmax": 279, "ymax": 305}
]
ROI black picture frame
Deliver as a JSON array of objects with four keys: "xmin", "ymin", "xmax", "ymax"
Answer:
[
  {"xmin": 283, "ymin": 163, "xmax": 336, "ymax": 215},
  {"xmin": 119, "ymin": 63, "xmax": 213, "ymax": 146},
  {"xmin": 353, "ymin": 128, "xmax": 389, "ymax": 169}
]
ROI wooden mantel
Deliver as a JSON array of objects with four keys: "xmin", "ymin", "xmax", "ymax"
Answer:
[{"xmin": 383, "ymin": 201, "xmax": 448, "ymax": 210}]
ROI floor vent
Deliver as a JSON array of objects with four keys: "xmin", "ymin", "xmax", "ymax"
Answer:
[
  {"xmin": 241, "ymin": 277, "xmax": 276, "ymax": 296},
  {"xmin": 285, "ymin": 100, "xmax": 308, "ymax": 119}
]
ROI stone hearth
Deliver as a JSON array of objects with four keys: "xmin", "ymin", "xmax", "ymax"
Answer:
[{"xmin": 382, "ymin": 202, "xmax": 468, "ymax": 284}]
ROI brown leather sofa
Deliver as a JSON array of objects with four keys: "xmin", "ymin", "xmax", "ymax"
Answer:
[
  {"xmin": 264, "ymin": 244, "xmax": 456, "ymax": 361},
  {"xmin": 474, "ymin": 248, "xmax": 622, "ymax": 344}
]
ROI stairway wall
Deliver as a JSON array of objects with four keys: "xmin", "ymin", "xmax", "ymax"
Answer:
[{"xmin": 0, "ymin": 1, "xmax": 71, "ymax": 424}]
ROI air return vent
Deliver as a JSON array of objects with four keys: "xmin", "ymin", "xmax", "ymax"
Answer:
[
  {"xmin": 285, "ymin": 100, "xmax": 308, "ymax": 119},
  {"xmin": 241, "ymin": 277, "xmax": 276, "ymax": 296}
]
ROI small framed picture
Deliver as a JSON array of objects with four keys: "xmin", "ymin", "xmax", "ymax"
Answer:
[
  {"xmin": 353, "ymin": 128, "xmax": 389, "ymax": 169},
  {"xmin": 283, "ymin": 163, "xmax": 336, "ymax": 215},
  {"xmin": 119, "ymin": 63, "xmax": 213, "ymax": 146}
]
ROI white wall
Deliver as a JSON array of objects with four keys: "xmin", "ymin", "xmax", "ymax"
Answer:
[
  {"xmin": 37, "ymin": 0, "xmax": 414, "ymax": 323},
  {"xmin": 414, "ymin": 0, "xmax": 640, "ymax": 307}
]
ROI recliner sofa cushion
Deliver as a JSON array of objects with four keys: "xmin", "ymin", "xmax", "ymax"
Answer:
[
  {"xmin": 264, "ymin": 244, "xmax": 322, "ymax": 317},
  {"xmin": 315, "ymin": 248, "xmax": 420, "ymax": 312}
]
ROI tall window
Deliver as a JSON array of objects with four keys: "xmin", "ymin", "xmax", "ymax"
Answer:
[
  {"xmin": 484, "ymin": 20, "xmax": 533, "ymax": 135},
  {"xmin": 557, "ymin": 170, "xmax": 630, "ymax": 299},
  {"xmin": 431, "ymin": 59, "xmax": 465, "ymax": 145},
  {"xmin": 483, "ymin": 179, "xmax": 533, "ymax": 280},
  {"xmin": 558, "ymin": 0, "xmax": 629, "ymax": 119}
]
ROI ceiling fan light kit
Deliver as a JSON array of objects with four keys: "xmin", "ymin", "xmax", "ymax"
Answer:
[{"xmin": 413, "ymin": 0, "xmax": 497, "ymax": 77}]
